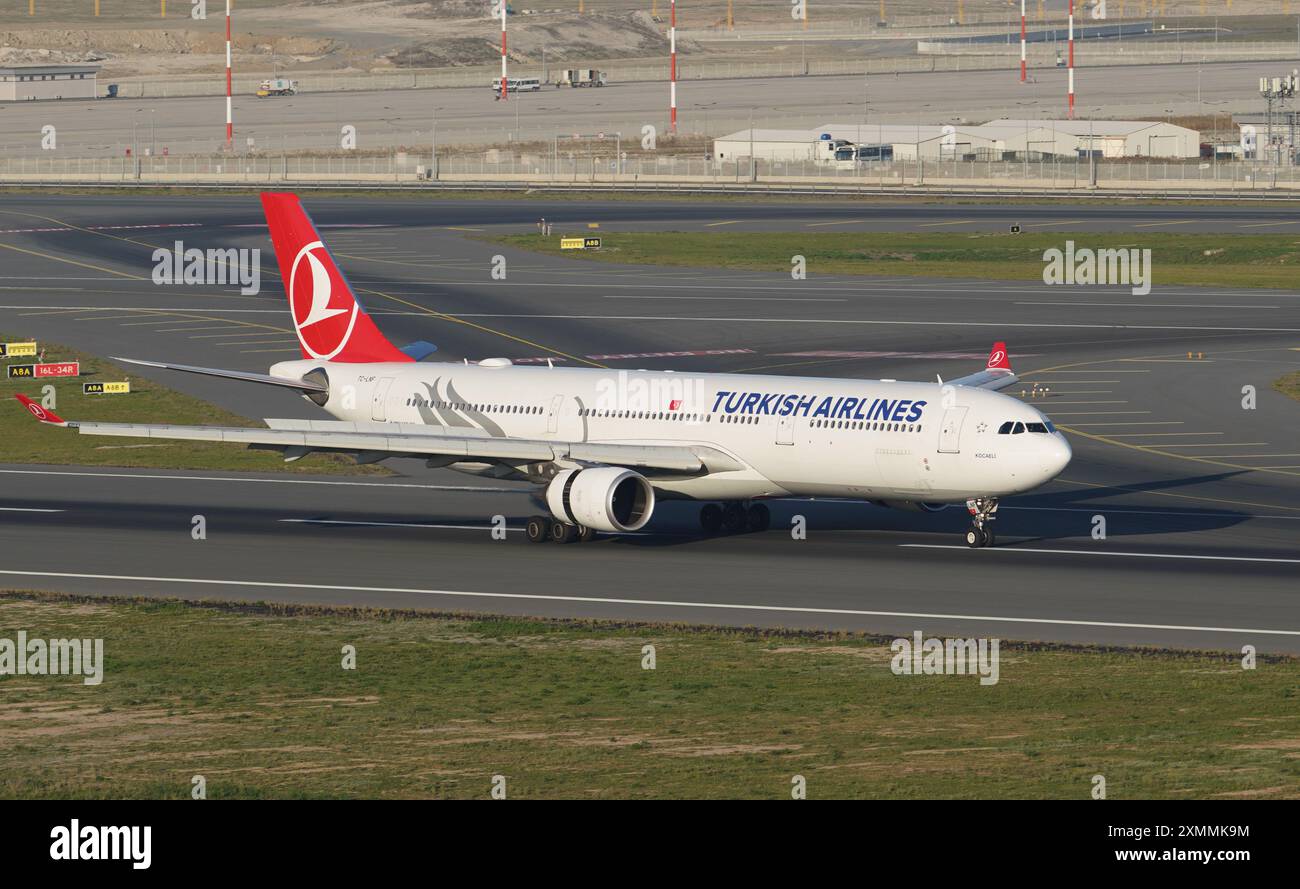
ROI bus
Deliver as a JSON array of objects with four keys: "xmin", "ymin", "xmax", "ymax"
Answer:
[{"xmin": 490, "ymin": 77, "xmax": 542, "ymax": 94}]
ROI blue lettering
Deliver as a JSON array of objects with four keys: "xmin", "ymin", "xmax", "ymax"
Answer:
[
  {"xmin": 906, "ymin": 400, "xmax": 927, "ymax": 423},
  {"xmin": 711, "ymin": 391, "xmax": 730, "ymax": 412},
  {"xmin": 741, "ymin": 392, "xmax": 762, "ymax": 415},
  {"xmin": 812, "ymin": 396, "xmax": 834, "ymax": 418},
  {"xmin": 839, "ymin": 397, "xmax": 859, "ymax": 419},
  {"xmin": 872, "ymin": 399, "xmax": 895, "ymax": 421},
  {"xmin": 724, "ymin": 392, "xmax": 747, "ymax": 413},
  {"xmin": 779, "ymin": 394, "xmax": 799, "ymax": 416},
  {"xmin": 757, "ymin": 393, "xmax": 778, "ymax": 415},
  {"xmin": 853, "ymin": 397, "xmax": 868, "ymax": 420},
  {"xmin": 796, "ymin": 395, "xmax": 817, "ymax": 417},
  {"xmin": 891, "ymin": 400, "xmax": 912, "ymax": 422}
]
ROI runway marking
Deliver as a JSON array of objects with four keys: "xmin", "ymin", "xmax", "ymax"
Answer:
[
  {"xmin": 1063, "ymin": 421, "xmax": 1183, "ymax": 426},
  {"xmin": 917, "ymin": 220, "xmax": 975, "ymax": 227},
  {"xmin": 0, "ymin": 242, "xmax": 145, "ymax": 280},
  {"xmin": 1238, "ymin": 220, "xmax": 1300, "ymax": 228},
  {"xmin": 1157, "ymin": 442, "xmax": 1268, "ymax": 448},
  {"xmin": 1058, "ymin": 476, "xmax": 1300, "ymax": 514},
  {"xmin": 118, "ymin": 317, "xmax": 187, "ymax": 326},
  {"xmin": 1021, "ymin": 220, "xmax": 1085, "ymax": 227},
  {"xmin": 603, "ymin": 295, "xmax": 847, "ymax": 302},
  {"xmin": 0, "ymin": 507, "xmax": 63, "ymax": 513},
  {"xmin": 0, "ymin": 468, "xmax": 524, "ymax": 492},
  {"xmin": 1039, "ymin": 411, "xmax": 1150, "ymax": 416},
  {"xmin": 184, "ymin": 328, "xmax": 271, "ymax": 335},
  {"xmin": 1003, "ymin": 505, "xmax": 1300, "ymax": 522},
  {"xmin": 1134, "ymin": 220, "xmax": 1196, "ymax": 228},
  {"xmin": 444, "ymin": 227, "xmax": 485, "ymax": 232},
  {"xmin": 239, "ymin": 347, "xmax": 303, "ymax": 354},
  {"xmin": 1105, "ymin": 432, "xmax": 1222, "ymax": 437},
  {"xmin": 901, "ymin": 544, "xmax": 1300, "ymax": 566},
  {"xmin": 705, "ymin": 220, "xmax": 741, "ymax": 227},
  {"xmin": 1017, "ymin": 302, "xmax": 1277, "ymax": 309},
  {"xmin": 1193, "ymin": 454, "xmax": 1300, "ymax": 459},
  {"xmin": 281, "ymin": 519, "xmax": 523, "ymax": 532},
  {"xmin": 806, "ymin": 219, "xmax": 865, "ymax": 227},
  {"xmin": 0, "ymin": 569, "xmax": 1294, "ymax": 639}
]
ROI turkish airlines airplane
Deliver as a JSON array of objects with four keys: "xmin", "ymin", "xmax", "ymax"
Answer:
[{"xmin": 16, "ymin": 193, "xmax": 1071, "ymax": 548}]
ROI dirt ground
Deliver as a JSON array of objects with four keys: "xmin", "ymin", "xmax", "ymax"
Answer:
[{"xmin": 3, "ymin": 1, "xmax": 1296, "ymax": 78}]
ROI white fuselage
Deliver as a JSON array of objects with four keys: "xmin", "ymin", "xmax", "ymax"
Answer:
[{"xmin": 270, "ymin": 359, "xmax": 1072, "ymax": 503}]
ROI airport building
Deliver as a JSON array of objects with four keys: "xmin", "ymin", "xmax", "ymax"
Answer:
[
  {"xmin": 714, "ymin": 119, "xmax": 1201, "ymax": 164},
  {"xmin": 0, "ymin": 64, "xmax": 101, "ymax": 101}
]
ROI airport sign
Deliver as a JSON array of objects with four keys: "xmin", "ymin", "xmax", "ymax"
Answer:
[
  {"xmin": 34, "ymin": 362, "xmax": 80, "ymax": 379},
  {"xmin": 83, "ymin": 381, "xmax": 131, "ymax": 395},
  {"xmin": 0, "ymin": 342, "xmax": 38, "ymax": 359}
]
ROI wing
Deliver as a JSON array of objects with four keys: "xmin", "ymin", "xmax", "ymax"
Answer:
[
  {"xmin": 13, "ymin": 395, "xmax": 744, "ymax": 476},
  {"xmin": 945, "ymin": 341, "xmax": 1019, "ymax": 392}
]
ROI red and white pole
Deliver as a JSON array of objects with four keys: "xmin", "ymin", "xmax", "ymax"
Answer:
[
  {"xmin": 1019, "ymin": 0, "xmax": 1026, "ymax": 82},
  {"xmin": 500, "ymin": 1, "xmax": 508, "ymax": 101},
  {"xmin": 225, "ymin": 0, "xmax": 233, "ymax": 148},
  {"xmin": 669, "ymin": 0, "xmax": 677, "ymax": 133},
  {"xmin": 1067, "ymin": 0, "xmax": 1075, "ymax": 118}
]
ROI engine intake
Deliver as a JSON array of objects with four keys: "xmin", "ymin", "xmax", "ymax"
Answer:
[{"xmin": 545, "ymin": 467, "xmax": 655, "ymax": 533}]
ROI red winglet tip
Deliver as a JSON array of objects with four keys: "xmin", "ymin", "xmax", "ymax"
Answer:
[
  {"xmin": 15, "ymin": 393, "xmax": 65, "ymax": 424},
  {"xmin": 987, "ymin": 341, "xmax": 1011, "ymax": 371}
]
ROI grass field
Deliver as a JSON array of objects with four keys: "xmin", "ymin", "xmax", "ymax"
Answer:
[
  {"xmin": 1276, "ymin": 371, "xmax": 1300, "ymax": 403},
  {"xmin": 0, "ymin": 334, "xmax": 383, "ymax": 475},
  {"xmin": 494, "ymin": 231, "xmax": 1300, "ymax": 290},
  {"xmin": 2, "ymin": 593, "xmax": 1296, "ymax": 800}
]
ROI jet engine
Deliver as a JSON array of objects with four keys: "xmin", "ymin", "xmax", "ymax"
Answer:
[{"xmin": 545, "ymin": 467, "xmax": 655, "ymax": 533}]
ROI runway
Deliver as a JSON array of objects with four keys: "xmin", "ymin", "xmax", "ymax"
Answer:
[
  {"xmin": 0, "ymin": 60, "xmax": 1275, "ymax": 157},
  {"xmin": 0, "ymin": 193, "xmax": 1296, "ymax": 652}
]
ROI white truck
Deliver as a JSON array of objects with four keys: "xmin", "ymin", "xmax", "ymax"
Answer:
[
  {"xmin": 256, "ymin": 79, "xmax": 298, "ymax": 97},
  {"xmin": 557, "ymin": 69, "xmax": 606, "ymax": 88}
]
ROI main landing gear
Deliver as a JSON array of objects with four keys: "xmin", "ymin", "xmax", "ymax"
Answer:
[
  {"xmin": 699, "ymin": 501, "xmax": 770, "ymax": 535},
  {"xmin": 526, "ymin": 515, "xmax": 599, "ymax": 544},
  {"xmin": 964, "ymin": 497, "xmax": 999, "ymax": 548}
]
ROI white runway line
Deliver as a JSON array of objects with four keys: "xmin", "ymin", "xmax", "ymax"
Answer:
[
  {"xmin": 0, "ymin": 569, "xmax": 1295, "ymax": 638},
  {"xmin": 281, "ymin": 518, "xmax": 523, "ymax": 531},
  {"xmin": 900, "ymin": 544, "xmax": 1300, "ymax": 564},
  {"xmin": 0, "ymin": 507, "xmax": 63, "ymax": 513}
]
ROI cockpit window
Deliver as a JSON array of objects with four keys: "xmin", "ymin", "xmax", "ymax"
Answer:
[
  {"xmin": 1025, "ymin": 422, "xmax": 1049, "ymax": 433},
  {"xmin": 1011, "ymin": 422, "xmax": 1025, "ymax": 434},
  {"xmin": 999, "ymin": 420, "xmax": 1054, "ymax": 434},
  {"xmin": 997, "ymin": 421, "xmax": 1014, "ymax": 434}
]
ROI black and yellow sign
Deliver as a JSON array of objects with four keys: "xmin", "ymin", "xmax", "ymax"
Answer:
[
  {"xmin": 7, "ymin": 364, "xmax": 34, "ymax": 379},
  {"xmin": 560, "ymin": 237, "xmax": 603, "ymax": 250},
  {"xmin": 83, "ymin": 381, "xmax": 131, "ymax": 395},
  {"xmin": 0, "ymin": 342, "xmax": 38, "ymax": 359}
]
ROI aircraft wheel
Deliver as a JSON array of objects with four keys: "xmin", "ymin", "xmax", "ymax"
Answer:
[
  {"xmin": 746, "ymin": 503, "xmax": 771, "ymax": 533},
  {"xmin": 550, "ymin": 521, "xmax": 579, "ymax": 544},
  {"xmin": 721, "ymin": 502, "xmax": 746, "ymax": 533},
  {"xmin": 577, "ymin": 524, "xmax": 599, "ymax": 543},
  {"xmin": 965, "ymin": 528, "xmax": 983, "ymax": 548},
  {"xmin": 699, "ymin": 503, "xmax": 723, "ymax": 534},
  {"xmin": 982, "ymin": 528, "xmax": 996, "ymax": 548},
  {"xmin": 526, "ymin": 515, "xmax": 551, "ymax": 544}
]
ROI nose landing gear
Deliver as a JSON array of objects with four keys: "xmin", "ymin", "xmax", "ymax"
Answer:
[{"xmin": 964, "ymin": 498, "xmax": 999, "ymax": 548}]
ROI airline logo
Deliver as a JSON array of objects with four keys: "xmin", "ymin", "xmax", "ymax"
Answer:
[
  {"xmin": 713, "ymin": 390, "xmax": 928, "ymax": 423},
  {"xmin": 22, "ymin": 399, "xmax": 51, "ymax": 421},
  {"xmin": 986, "ymin": 341, "xmax": 1011, "ymax": 371},
  {"xmin": 289, "ymin": 240, "xmax": 359, "ymax": 360}
]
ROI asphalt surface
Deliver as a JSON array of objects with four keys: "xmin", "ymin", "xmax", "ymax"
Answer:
[
  {"xmin": 0, "ymin": 193, "xmax": 1296, "ymax": 653},
  {"xmin": 0, "ymin": 60, "xmax": 1276, "ymax": 156}
]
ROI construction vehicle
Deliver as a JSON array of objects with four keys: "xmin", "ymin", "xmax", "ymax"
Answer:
[
  {"xmin": 256, "ymin": 78, "xmax": 298, "ymax": 97},
  {"xmin": 557, "ymin": 69, "xmax": 606, "ymax": 88}
]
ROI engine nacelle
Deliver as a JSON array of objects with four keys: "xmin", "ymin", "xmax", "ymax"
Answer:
[
  {"xmin": 873, "ymin": 500, "xmax": 949, "ymax": 513},
  {"xmin": 545, "ymin": 467, "xmax": 655, "ymax": 533}
]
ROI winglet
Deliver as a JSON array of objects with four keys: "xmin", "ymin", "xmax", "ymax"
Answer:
[
  {"xmin": 986, "ymin": 341, "xmax": 1011, "ymax": 372},
  {"xmin": 15, "ymin": 394, "xmax": 67, "ymax": 426}
]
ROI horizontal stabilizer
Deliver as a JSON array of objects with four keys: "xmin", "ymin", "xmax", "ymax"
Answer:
[{"xmin": 111, "ymin": 356, "xmax": 328, "ymax": 393}]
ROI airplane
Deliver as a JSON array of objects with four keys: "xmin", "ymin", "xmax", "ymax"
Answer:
[{"xmin": 14, "ymin": 192, "xmax": 1071, "ymax": 548}]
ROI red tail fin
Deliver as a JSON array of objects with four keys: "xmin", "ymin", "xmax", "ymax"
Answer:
[
  {"xmin": 986, "ymin": 341, "xmax": 1011, "ymax": 372},
  {"xmin": 261, "ymin": 192, "xmax": 412, "ymax": 363}
]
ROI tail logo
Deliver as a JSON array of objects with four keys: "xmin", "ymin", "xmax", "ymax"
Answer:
[
  {"xmin": 290, "ymin": 240, "xmax": 358, "ymax": 360},
  {"xmin": 24, "ymin": 401, "xmax": 48, "ymax": 421},
  {"xmin": 987, "ymin": 349, "xmax": 1006, "ymax": 368}
]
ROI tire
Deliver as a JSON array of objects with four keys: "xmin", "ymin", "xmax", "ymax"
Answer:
[
  {"xmin": 550, "ymin": 521, "xmax": 579, "ymax": 544},
  {"xmin": 981, "ymin": 528, "xmax": 995, "ymax": 548},
  {"xmin": 721, "ymin": 502, "xmax": 746, "ymax": 533},
  {"xmin": 965, "ymin": 528, "xmax": 982, "ymax": 548},
  {"xmin": 699, "ymin": 503, "xmax": 723, "ymax": 534},
  {"xmin": 526, "ymin": 515, "xmax": 551, "ymax": 544},
  {"xmin": 746, "ymin": 503, "xmax": 771, "ymax": 533},
  {"xmin": 577, "ymin": 524, "xmax": 598, "ymax": 543}
]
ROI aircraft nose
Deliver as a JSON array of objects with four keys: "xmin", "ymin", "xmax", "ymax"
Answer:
[{"xmin": 1045, "ymin": 434, "xmax": 1072, "ymax": 478}]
